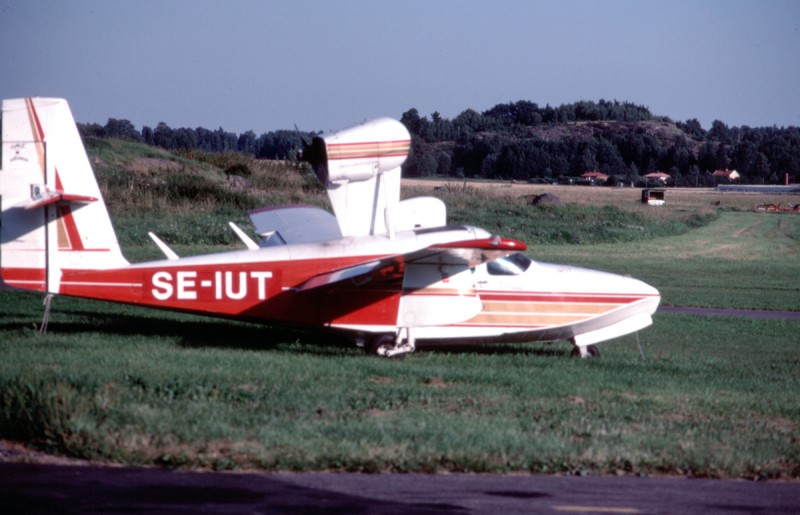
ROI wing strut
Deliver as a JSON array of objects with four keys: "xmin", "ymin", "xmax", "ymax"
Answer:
[
  {"xmin": 228, "ymin": 222, "xmax": 259, "ymax": 250},
  {"xmin": 148, "ymin": 232, "xmax": 179, "ymax": 260}
]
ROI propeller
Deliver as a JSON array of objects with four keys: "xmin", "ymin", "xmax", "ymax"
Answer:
[{"xmin": 295, "ymin": 126, "xmax": 329, "ymax": 185}]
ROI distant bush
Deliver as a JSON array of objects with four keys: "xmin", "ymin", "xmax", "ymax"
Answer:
[
  {"xmin": 223, "ymin": 163, "xmax": 252, "ymax": 177},
  {"xmin": 420, "ymin": 186, "xmax": 717, "ymax": 246}
]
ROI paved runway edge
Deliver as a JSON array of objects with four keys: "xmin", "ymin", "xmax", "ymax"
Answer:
[
  {"xmin": 2, "ymin": 462, "xmax": 800, "ymax": 514},
  {"xmin": 658, "ymin": 306, "xmax": 800, "ymax": 320}
]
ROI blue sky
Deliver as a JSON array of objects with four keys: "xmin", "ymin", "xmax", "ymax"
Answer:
[{"xmin": 2, "ymin": 0, "xmax": 798, "ymax": 134}]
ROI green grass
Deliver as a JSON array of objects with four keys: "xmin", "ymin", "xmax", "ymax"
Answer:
[
  {"xmin": 1, "ymin": 293, "xmax": 797, "ymax": 477},
  {"xmin": 409, "ymin": 184, "xmax": 716, "ymax": 246},
  {"xmin": 2, "ymin": 142, "xmax": 799, "ymax": 476},
  {"xmin": 88, "ymin": 139, "xmax": 327, "ymax": 248},
  {"xmin": 533, "ymin": 211, "xmax": 800, "ymax": 310},
  {"xmin": 1, "ymin": 209, "xmax": 799, "ymax": 477}
]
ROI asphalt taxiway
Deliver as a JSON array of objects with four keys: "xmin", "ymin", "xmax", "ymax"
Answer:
[{"xmin": 2, "ymin": 462, "xmax": 799, "ymax": 513}]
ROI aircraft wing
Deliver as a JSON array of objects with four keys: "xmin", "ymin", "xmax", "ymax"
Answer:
[{"xmin": 296, "ymin": 236, "xmax": 526, "ymax": 292}]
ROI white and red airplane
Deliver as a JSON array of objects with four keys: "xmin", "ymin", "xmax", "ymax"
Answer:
[{"xmin": 0, "ymin": 98, "xmax": 660, "ymax": 357}]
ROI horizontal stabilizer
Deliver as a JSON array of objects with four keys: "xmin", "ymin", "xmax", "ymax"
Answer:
[{"xmin": 19, "ymin": 188, "xmax": 98, "ymax": 210}]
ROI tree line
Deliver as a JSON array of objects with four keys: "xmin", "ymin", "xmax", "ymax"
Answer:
[
  {"xmin": 79, "ymin": 99, "xmax": 800, "ymax": 186},
  {"xmin": 79, "ymin": 119, "xmax": 307, "ymax": 160},
  {"xmin": 401, "ymin": 100, "xmax": 800, "ymax": 186}
]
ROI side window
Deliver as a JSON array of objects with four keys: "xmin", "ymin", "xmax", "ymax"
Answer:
[
  {"xmin": 488, "ymin": 258, "xmax": 520, "ymax": 276},
  {"xmin": 507, "ymin": 252, "xmax": 533, "ymax": 272},
  {"xmin": 487, "ymin": 253, "xmax": 533, "ymax": 276}
]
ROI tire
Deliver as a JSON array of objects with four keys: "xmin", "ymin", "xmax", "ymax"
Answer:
[
  {"xmin": 365, "ymin": 334, "xmax": 395, "ymax": 356},
  {"xmin": 570, "ymin": 344, "xmax": 600, "ymax": 358}
]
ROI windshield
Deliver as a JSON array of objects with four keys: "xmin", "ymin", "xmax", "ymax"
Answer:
[{"xmin": 486, "ymin": 252, "xmax": 533, "ymax": 276}]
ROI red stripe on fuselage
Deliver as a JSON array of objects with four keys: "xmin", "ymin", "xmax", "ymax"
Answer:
[
  {"xmin": 1, "ymin": 267, "xmax": 47, "ymax": 292},
  {"xmin": 477, "ymin": 291, "xmax": 656, "ymax": 304},
  {"xmin": 51, "ymin": 254, "xmax": 403, "ymax": 327}
]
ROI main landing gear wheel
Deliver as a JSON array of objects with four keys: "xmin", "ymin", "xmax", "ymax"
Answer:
[
  {"xmin": 570, "ymin": 344, "xmax": 600, "ymax": 358},
  {"xmin": 365, "ymin": 334, "xmax": 398, "ymax": 357}
]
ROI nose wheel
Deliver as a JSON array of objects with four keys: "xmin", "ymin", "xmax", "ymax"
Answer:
[{"xmin": 570, "ymin": 344, "xmax": 600, "ymax": 358}]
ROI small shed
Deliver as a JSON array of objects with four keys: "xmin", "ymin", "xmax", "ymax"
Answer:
[
  {"xmin": 713, "ymin": 169, "xmax": 740, "ymax": 181},
  {"xmin": 644, "ymin": 172, "xmax": 671, "ymax": 184},
  {"xmin": 641, "ymin": 188, "xmax": 666, "ymax": 206},
  {"xmin": 578, "ymin": 171, "xmax": 609, "ymax": 185}
]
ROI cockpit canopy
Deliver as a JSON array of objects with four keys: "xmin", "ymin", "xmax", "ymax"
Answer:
[{"xmin": 486, "ymin": 252, "xmax": 533, "ymax": 276}]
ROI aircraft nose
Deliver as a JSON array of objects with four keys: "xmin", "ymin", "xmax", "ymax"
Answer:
[
  {"xmin": 620, "ymin": 274, "xmax": 661, "ymax": 314},
  {"xmin": 537, "ymin": 262, "xmax": 661, "ymax": 312},
  {"xmin": 628, "ymin": 274, "xmax": 660, "ymax": 296},
  {"xmin": 593, "ymin": 268, "xmax": 659, "ymax": 297},
  {"xmin": 568, "ymin": 267, "xmax": 662, "ymax": 331}
]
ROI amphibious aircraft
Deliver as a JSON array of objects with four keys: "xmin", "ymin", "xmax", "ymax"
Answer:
[{"xmin": 0, "ymin": 97, "xmax": 660, "ymax": 357}]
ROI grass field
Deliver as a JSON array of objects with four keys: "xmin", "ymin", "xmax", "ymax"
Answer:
[
  {"xmin": 0, "ymin": 292, "xmax": 798, "ymax": 478},
  {"xmin": 535, "ymin": 210, "xmax": 800, "ymax": 310},
  {"xmin": 409, "ymin": 181, "xmax": 800, "ymax": 309},
  {"xmin": 2, "ymin": 154, "xmax": 799, "ymax": 477}
]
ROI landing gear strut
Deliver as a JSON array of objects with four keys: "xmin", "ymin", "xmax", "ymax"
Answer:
[
  {"xmin": 570, "ymin": 344, "xmax": 600, "ymax": 358},
  {"xmin": 365, "ymin": 328, "xmax": 416, "ymax": 358}
]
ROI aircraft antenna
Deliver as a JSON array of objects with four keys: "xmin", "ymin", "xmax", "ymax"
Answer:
[
  {"xmin": 40, "ymin": 293, "xmax": 54, "ymax": 334},
  {"xmin": 635, "ymin": 332, "xmax": 646, "ymax": 360}
]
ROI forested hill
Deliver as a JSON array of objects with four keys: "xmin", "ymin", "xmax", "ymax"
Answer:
[{"xmin": 79, "ymin": 99, "xmax": 800, "ymax": 187}]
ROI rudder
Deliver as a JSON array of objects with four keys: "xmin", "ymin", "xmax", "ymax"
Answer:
[{"xmin": 1, "ymin": 97, "xmax": 128, "ymax": 293}]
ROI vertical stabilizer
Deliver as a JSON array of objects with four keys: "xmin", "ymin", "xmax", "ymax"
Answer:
[{"xmin": 1, "ymin": 98, "xmax": 128, "ymax": 293}]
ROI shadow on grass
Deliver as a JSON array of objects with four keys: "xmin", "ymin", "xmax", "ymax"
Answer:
[
  {"xmin": 0, "ymin": 309, "xmax": 347, "ymax": 356},
  {"xmin": 1, "ymin": 292, "xmax": 568, "ymax": 358},
  {"xmin": 3, "ymin": 313, "xmax": 570, "ymax": 358},
  {"xmin": 418, "ymin": 342, "xmax": 568, "ymax": 358}
]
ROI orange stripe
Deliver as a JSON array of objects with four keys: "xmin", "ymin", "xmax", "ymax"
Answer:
[
  {"xmin": 54, "ymin": 171, "xmax": 84, "ymax": 250},
  {"xmin": 327, "ymin": 139, "xmax": 410, "ymax": 160},
  {"xmin": 466, "ymin": 312, "xmax": 590, "ymax": 326},
  {"xmin": 25, "ymin": 98, "xmax": 46, "ymax": 181},
  {"xmin": 481, "ymin": 300, "xmax": 620, "ymax": 314},
  {"xmin": 403, "ymin": 287, "xmax": 477, "ymax": 296}
]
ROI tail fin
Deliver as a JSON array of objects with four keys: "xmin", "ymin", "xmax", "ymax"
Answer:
[{"xmin": 1, "ymin": 97, "xmax": 128, "ymax": 293}]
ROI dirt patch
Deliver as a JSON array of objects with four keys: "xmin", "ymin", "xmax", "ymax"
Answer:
[
  {"xmin": 767, "ymin": 417, "xmax": 798, "ymax": 435},
  {"xmin": 363, "ymin": 408, "xmax": 392, "ymax": 418},
  {"xmin": 0, "ymin": 439, "xmax": 96, "ymax": 467},
  {"xmin": 733, "ymin": 219, "xmax": 766, "ymax": 238},
  {"xmin": 424, "ymin": 376, "xmax": 448, "ymax": 388},
  {"xmin": 368, "ymin": 376, "xmax": 394, "ymax": 385}
]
